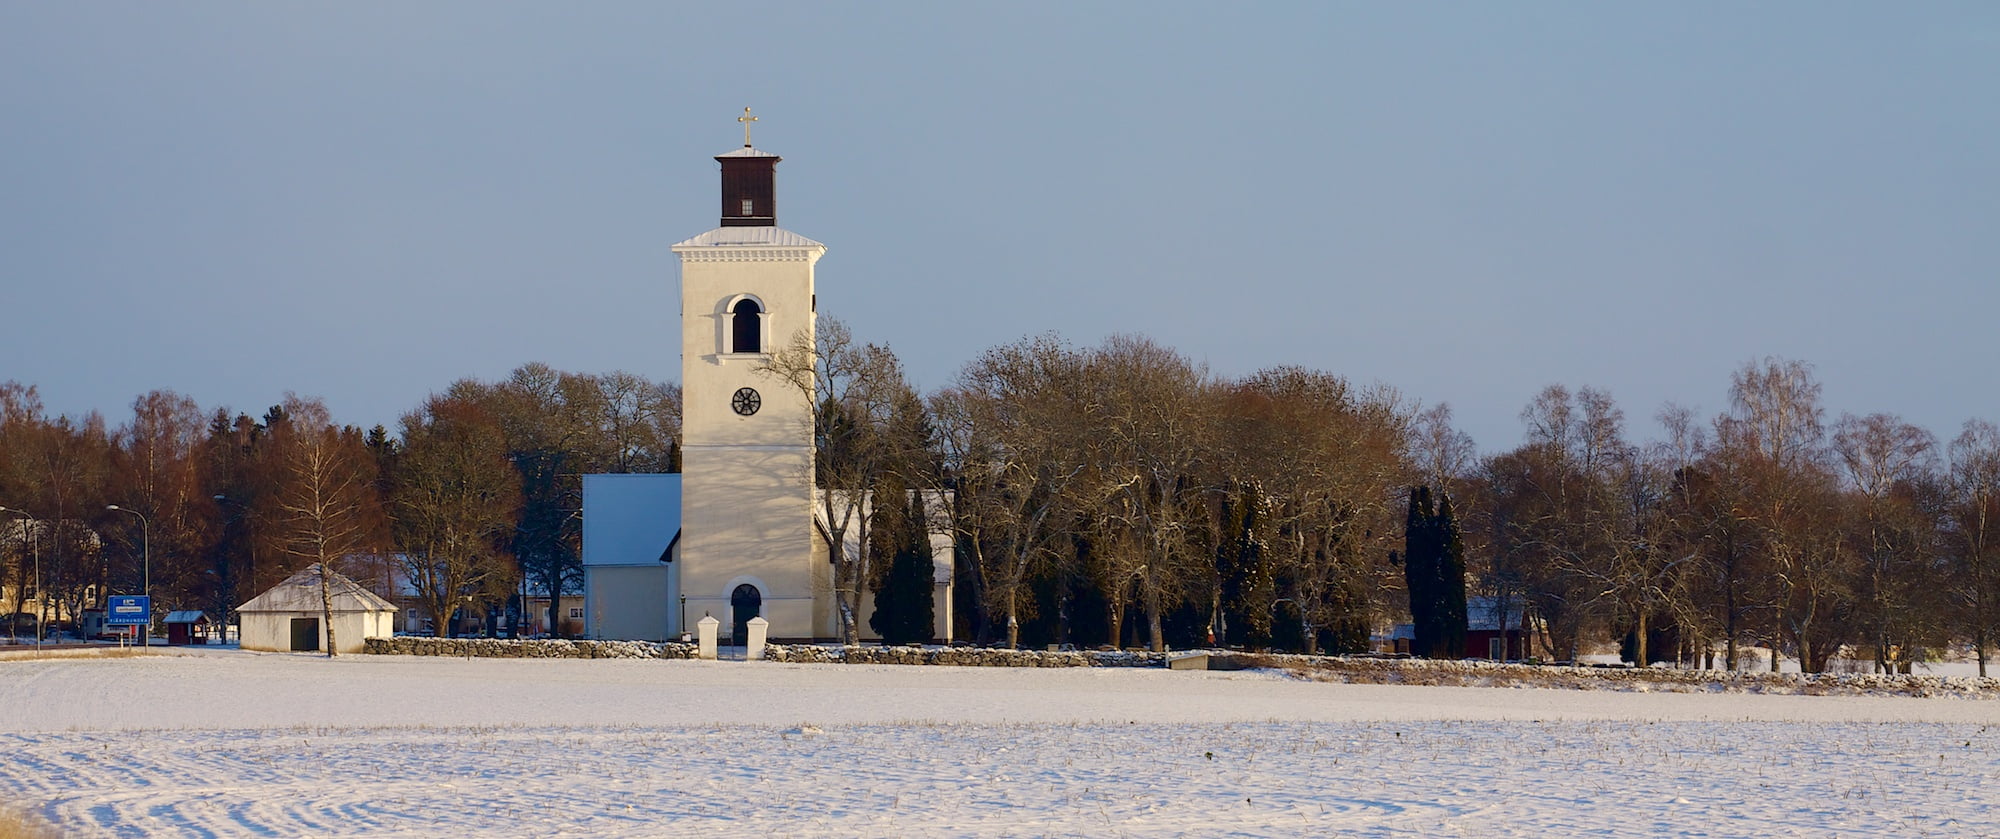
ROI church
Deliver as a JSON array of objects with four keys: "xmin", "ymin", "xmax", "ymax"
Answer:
[{"xmin": 579, "ymin": 113, "xmax": 952, "ymax": 644}]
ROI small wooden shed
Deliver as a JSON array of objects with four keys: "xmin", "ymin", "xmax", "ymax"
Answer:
[
  {"xmin": 163, "ymin": 610, "xmax": 212, "ymax": 645},
  {"xmin": 237, "ymin": 565, "xmax": 397, "ymax": 654}
]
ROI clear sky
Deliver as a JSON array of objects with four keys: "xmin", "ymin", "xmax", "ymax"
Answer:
[{"xmin": 2, "ymin": 3, "xmax": 1994, "ymax": 453}]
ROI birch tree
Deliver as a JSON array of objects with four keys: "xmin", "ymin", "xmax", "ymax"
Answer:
[
  {"xmin": 258, "ymin": 396, "xmax": 385, "ymax": 656},
  {"xmin": 764, "ymin": 318, "xmax": 922, "ymax": 644},
  {"xmin": 1831, "ymin": 412, "xmax": 1940, "ymax": 672},
  {"xmin": 109, "ymin": 390, "xmax": 215, "ymax": 615},
  {"xmin": 1946, "ymin": 420, "xmax": 2000, "ymax": 675}
]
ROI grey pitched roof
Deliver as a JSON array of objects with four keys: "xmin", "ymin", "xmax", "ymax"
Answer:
[
  {"xmin": 237, "ymin": 564, "xmax": 397, "ymax": 614},
  {"xmin": 672, "ymin": 225, "xmax": 826, "ymax": 249}
]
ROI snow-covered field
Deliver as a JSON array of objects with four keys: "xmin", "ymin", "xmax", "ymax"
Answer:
[{"xmin": 3, "ymin": 648, "xmax": 1996, "ymax": 837}]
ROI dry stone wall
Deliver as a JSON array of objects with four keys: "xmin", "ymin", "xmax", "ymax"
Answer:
[
  {"xmin": 1227, "ymin": 652, "xmax": 2000, "ymax": 698},
  {"xmin": 363, "ymin": 637, "xmax": 700, "ymax": 659},
  {"xmin": 361, "ymin": 636, "xmax": 1165, "ymax": 667},
  {"xmin": 357, "ymin": 639, "xmax": 1999, "ymax": 697}
]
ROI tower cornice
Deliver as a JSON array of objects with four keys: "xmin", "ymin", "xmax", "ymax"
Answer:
[{"xmin": 672, "ymin": 226, "xmax": 826, "ymax": 264}]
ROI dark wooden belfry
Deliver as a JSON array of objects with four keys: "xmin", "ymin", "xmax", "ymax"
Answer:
[{"xmin": 718, "ymin": 151, "xmax": 778, "ymax": 227}]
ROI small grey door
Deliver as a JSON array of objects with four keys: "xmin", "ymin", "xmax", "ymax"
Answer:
[
  {"xmin": 290, "ymin": 617, "xmax": 320, "ymax": 652},
  {"xmin": 731, "ymin": 585, "xmax": 761, "ymax": 645}
]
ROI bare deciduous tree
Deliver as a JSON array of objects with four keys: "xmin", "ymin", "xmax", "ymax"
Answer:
[
  {"xmin": 765, "ymin": 318, "xmax": 924, "ymax": 645},
  {"xmin": 109, "ymin": 390, "xmax": 215, "ymax": 616},
  {"xmin": 1226, "ymin": 367, "xmax": 1410, "ymax": 653},
  {"xmin": 1079, "ymin": 336, "xmax": 1215, "ymax": 652},
  {"xmin": 258, "ymin": 395, "xmax": 385, "ymax": 656},
  {"xmin": 1946, "ymin": 420, "xmax": 2000, "ymax": 675},
  {"xmin": 392, "ymin": 394, "xmax": 523, "ymax": 637},
  {"xmin": 952, "ymin": 334, "xmax": 1094, "ymax": 648},
  {"xmin": 1832, "ymin": 412, "xmax": 1940, "ymax": 672}
]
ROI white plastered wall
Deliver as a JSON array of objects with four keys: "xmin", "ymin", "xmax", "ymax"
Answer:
[
  {"xmin": 676, "ymin": 239, "xmax": 820, "ymax": 640},
  {"xmin": 240, "ymin": 610, "xmax": 392, "ymax": 654}
]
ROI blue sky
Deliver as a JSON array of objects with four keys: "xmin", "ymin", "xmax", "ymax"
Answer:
[{"xmin": 2, "ymin": 3, "xmax": 1994, "ymax": 452}]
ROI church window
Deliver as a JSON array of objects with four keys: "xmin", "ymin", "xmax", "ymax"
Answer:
[
  {"xmin": 731, "ymin": 298, "xmax": 763, "ymax": 353},
  {"xmin": 741, "ymin": 198, "xmax": 754, "ymax": 217}
]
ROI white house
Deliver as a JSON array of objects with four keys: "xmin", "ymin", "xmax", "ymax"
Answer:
[{"xmin": 237, "ymin": 564, "xmax": 396, "ymax": 654}]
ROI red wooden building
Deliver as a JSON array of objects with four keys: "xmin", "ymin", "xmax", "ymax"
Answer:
[{"xmin": 163, "ymin": 610, "xmax": 213, "ymax": 645}]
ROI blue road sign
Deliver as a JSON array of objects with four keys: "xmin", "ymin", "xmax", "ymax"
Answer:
[{"xmin": 106, "ymin": 595, "xmax": 151, "ymax": 626}]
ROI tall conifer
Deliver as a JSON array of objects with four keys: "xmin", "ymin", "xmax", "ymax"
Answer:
[
  {"xmin": 1434, "ymin": 491, "xmax": 1469, "ymax": 659},
  {"xmin": 1403, "ymin": 486, "xmax": 1437, "ymax": 656},
  {"xmin": 869, "ymin": 491, "xmax": 936, "ymax": 644}
]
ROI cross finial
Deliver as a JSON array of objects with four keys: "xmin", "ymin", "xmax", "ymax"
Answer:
[{"xmin": 738, "ymin": 107, "xmax": 758, "ymax": 148}]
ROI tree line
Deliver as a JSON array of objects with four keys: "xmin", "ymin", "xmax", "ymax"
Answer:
[
  {"xmin": 7, "ymin": 328, "xmax": 1998, "ymax": 674},
  {"xmin": 0, "ymin": 364, "xmax": 678, "ymax": 639},
  {"xmin": 783, "ymin": 326, "xmax": 2000, "ymax": 674}
]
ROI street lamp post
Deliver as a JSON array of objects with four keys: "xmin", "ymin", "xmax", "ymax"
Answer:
[
  {"xmin": 0, "ymin": 506, "xmax": 40, "ymax": 650},
  {"xmin": 106, "ymin": 505, "xmax": 151, "ymax": 648},
  {"xmin": 212, "ymin": 494, "xmax": 249, "ymax": 644}
]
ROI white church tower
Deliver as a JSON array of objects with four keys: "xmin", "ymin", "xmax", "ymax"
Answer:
[{"xmin": 669, "ymin": 110, "xmax": 825, "ymax": 642}]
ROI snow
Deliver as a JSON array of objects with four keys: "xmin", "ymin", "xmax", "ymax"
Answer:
[{"xmin": 3, "ymin": 648, "xmax": 1996, "ymax": 837}]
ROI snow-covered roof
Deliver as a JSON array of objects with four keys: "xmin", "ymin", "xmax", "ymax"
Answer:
[
  {"xmin": 672, "ymin": 226, "xmax": 825, "ymax": 250},
  {"xmin": 237, "ymin": 564, "xmax": 398, "ymax": 614},
  {"xmin": 163, "ymin": 611, "xmax": 209, "ymax": 624},
  {"xmin": 583, "ymin": 474, "xmax": 682, "ymax": 567},
  {"xmin": 717, "ymin": 146, "xmax": 779, "ymax": 158},
  {"xmin": 1468, "ymin": 596, "xmax": 1529, "ymax": 632}
]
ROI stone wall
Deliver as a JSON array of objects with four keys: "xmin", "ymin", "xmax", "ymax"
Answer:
[
  {"xmin": 357, "ymin": 638, "xmax": 2000, "ymax": 696},
  {"xmin": 761, "ymin": 644, "xmax": 1166, "ymax": 667},
  {"xmin": 1226, "ymin": 652, "xmax": 2000, "ymax": 698},
  {"xmin": 363, "ymin": 636, "xmax": 700, "ymax": 659},
  {"xmin": 361, "ymin": 636, "xmax": 1166, "ymax": 667}
]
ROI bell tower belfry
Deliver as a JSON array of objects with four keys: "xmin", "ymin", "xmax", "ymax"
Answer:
[{"xmin": 669, "ymin": 110, "xmax": 824, "ymax": 641}]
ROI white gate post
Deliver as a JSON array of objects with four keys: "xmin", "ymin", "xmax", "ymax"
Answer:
[
  {"xmin": 697, "ymin": 615, "xmax": 720, "ymax": 660},
  {"xmin": 746, "ymin": 616, "xmax": 769, "ymax": 660}
]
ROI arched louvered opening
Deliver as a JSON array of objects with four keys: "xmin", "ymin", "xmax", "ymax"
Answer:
[{"xmin": 731, "ymin": 298, "xmax": 762, "ymax": 353}]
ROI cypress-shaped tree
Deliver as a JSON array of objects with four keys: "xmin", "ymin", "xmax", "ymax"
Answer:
[
  {"xmin": 1433, "ymin": 491, "xmax": 1469, "ymax": 660},
  {"xmin": 869, "ymin": 491, "xmax": 936, "ymax": 644},
  {"xmin": 1402, "ymin": 486, "xmax": 1438, "ymax": 656}
]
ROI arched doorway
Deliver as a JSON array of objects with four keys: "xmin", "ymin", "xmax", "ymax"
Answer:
[{"xmin": 730, "ymin": 584, "xmax": 762, "ymax": 646}]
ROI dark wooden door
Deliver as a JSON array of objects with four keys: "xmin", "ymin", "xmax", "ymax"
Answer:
[
  {"xmin": 731, "ymin": 585, "xmax": 761, "ymax": 645},
  {"xmin": 290, "ymin": 617, "xmax": 320, "ymax": 652}
]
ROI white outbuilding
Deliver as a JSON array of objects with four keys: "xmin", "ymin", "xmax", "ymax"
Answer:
[{"xmin": 237, "ymin": 564, "xmax": 397, "ymax": 654}]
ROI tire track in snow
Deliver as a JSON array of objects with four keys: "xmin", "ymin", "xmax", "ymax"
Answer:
[{"xmin": 8, "ymin": 720, "xmax": 1991, "ymax": 837}]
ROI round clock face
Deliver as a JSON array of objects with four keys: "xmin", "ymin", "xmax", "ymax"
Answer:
[{"xmin": 731, "ymin": 387, "xmax": 762, "ymax": 416}]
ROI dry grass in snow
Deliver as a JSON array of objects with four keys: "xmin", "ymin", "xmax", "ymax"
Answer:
[
  {"xmin": 1239, "ymin": 653, "xmax": 2000, "ymax": 698},
  {"xmin": 0, "ymin": 807, "xmax": 57, "ymax": 839}
]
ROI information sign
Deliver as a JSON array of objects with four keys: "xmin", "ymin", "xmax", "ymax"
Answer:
[{"xmin": 106, "ymin": 595, "xmax": 151, "ymax": 626}]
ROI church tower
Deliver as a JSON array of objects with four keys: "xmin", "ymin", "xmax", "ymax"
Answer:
[{"xmin": 670, "ymin": 111, "xmax": 824, "ymax": 641}]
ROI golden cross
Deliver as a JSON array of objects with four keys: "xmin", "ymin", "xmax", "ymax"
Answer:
[{"xmin": 738, "ymin": 107, "xmax": 758, "ymax": 147}]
